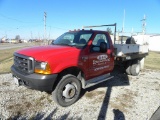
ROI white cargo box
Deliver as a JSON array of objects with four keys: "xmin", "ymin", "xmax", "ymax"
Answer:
[{"xmin": 114, "ymin": 44, "xmax": 149, "ymax": 56}]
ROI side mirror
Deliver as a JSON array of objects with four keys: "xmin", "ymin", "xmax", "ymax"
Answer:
[{"xmin": 100, "ymin": 42, "xmax": 107, "ymax": 53}]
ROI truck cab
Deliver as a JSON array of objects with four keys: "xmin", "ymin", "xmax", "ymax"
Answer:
[{"xmin": 11, "ymin": 30, "xmax": 115, "ymax": 106}]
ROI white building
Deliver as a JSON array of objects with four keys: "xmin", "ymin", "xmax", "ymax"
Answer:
[{"xmin": 148, "ymin": 35, "xmax": 160, "ymax": 51}]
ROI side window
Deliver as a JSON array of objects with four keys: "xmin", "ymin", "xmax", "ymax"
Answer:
[
  {"xmin": 92, "ymin": 34, "xmax": 107, "ymax": 45},
  {"xmin": 91, "ymin": 34, "xmax": 109, "ymax": 52},
  {"xmin": 92, "ymin": 34, "xmax": 109, "ymax": 47}
]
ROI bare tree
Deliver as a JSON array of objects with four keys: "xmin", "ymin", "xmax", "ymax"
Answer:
[
  {"xmin": 106, "ymin": 27, "xmax": 113, "ymax": 35},
  {"xmin": 15, "ymin": 35, "xmax": 20, "ymax": 40}
]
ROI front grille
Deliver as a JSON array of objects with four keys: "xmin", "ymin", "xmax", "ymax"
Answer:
[{"xmin": 14, "ymin": 53, "xmax": 34, "ymax": 74}]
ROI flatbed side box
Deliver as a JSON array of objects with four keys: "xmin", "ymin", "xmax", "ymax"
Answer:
[{"xmin": 114, "ymin": 44, "xmax": 149, "ymax": 57}]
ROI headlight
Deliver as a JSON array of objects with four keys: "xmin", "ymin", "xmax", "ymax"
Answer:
[{"xmin": 34, "ymin": 61, "xmax": 51, "ymax": 74}]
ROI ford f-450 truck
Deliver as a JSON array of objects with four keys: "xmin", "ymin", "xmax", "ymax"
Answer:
[{"xmin": 11, "ymin": 24, "xmax": 148, "ymax": 107}]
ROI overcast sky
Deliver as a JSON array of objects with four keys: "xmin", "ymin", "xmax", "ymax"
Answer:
[{"xmin": 0, "ymin": 0, "xmax": 160, "ymax": 39}]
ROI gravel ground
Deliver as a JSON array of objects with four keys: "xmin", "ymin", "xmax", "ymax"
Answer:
[{"xmin": 0, "ymin": 68, "xmax": 160, "ymax": 120}]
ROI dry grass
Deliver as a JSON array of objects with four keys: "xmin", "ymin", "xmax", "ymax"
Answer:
[
  {"xmin": 0, "ymin": 58, "xmax": 13, "ymax": 74},
  {"xmin": 145, "ymin": 51, "xmax": 160, "ymax": 70},
  {"xmin": 0, "ymin": 47, "xmax": 23, "ymax": 73},
  {"xmin": 0, "ymin": 47, "xmax": 23, "ymax": 74},
  {"xmin": 0, "ymin": 47, "xmax": 22, "ymax": 62}
]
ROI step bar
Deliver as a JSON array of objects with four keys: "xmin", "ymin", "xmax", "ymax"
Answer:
[{"xmin": 83, "ymin": 73, "xmax": 114, "ymax": 89}]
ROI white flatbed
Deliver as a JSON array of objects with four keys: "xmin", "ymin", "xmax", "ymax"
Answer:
[{"xmin": 114, "ymin": 44, "xmax": 149, "ymax": 57}]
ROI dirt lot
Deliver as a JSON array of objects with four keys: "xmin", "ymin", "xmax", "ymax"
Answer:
[{"xmin": 0, "ymin": 68, "xmax": 160, "ymax": 120}]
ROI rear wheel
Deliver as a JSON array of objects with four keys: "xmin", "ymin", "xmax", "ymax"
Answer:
[
  {"xmin": 139, "ymin": 57, "xmax": 145, "ymax": 70},
  {"xmin": 125, "ymin": 61, "xmax": 132, "ymax": 75},
  {"xmin": 52, "ymin": 74, "xmax": 81, "ymax": 107},
  {"xmin": 130, "ymin": 59, "xmax": 140, "ymax": 76}
]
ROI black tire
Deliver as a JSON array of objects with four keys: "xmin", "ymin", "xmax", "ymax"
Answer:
[
  {"xmin": 52, "ymin": 74, "xmax": 81, "ymax": 107},
  {"xmin": 125, "ymin": 61, "xmax": 132, "ymax": 75},
  {"xmin": 126, "ymin": 37, "xmax": 136, "ymax": 44},
  {"xmin": 130, "ymin": 60, "xmax": 140, "ymax": 76}
]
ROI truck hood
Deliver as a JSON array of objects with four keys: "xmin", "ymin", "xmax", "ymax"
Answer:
[{"xmin": 16, "ymin": 45, "xmax": 80, "ymax": 61}]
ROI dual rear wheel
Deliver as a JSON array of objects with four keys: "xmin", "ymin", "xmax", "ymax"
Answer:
[{"xmin": 125, "ymin": 58, "xmax": 144, "ymax": 76}]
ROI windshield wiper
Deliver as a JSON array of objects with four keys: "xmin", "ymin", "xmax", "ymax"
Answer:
[
  {"xmin": 54, "ymin": 43, "xmax": 75, "ymax": 47},
  {"xmin": 57, "ymin": 43, "xmax": 70, "ymax": 46}
]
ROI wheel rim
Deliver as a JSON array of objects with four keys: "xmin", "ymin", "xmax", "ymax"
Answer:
[{"xmin": 62, "ymin": 83, "xmax": 76, "ymax": 99}]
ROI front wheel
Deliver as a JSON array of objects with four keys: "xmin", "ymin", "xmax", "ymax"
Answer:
[{"xmin": 52, "ymin": 74, "xmax": 81, "ymax": 107}]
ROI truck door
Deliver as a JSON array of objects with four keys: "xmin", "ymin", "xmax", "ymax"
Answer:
[{"xmin": 88, "ymin": 33, "xmax": 114, "ymax": 79}]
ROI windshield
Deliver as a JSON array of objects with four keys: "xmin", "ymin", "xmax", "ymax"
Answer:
[{"xmin": 52, "ymin": 31, "xmax": 93, "ymax": 48}]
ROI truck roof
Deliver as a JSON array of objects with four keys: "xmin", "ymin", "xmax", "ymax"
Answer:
[{"xmin": 68, "ymin": 29, "xmax": 109, "ymax": 34}]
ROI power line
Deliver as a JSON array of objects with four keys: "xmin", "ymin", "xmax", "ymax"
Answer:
[
  {"xmin": 46, "ymin": 25, "xmax": 69, "ymax": 31},
  {"xmin": 0, "ymin": 13, "xmax": 43, "ymax": 23}
]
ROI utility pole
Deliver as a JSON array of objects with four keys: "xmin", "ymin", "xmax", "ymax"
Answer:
[
  {"xmin": 141, "ymin": 14, "xmax": 146, "ymax": 34},
  {"xmin": 5, "ymin": 31, "xmax": 7, "ymax": 39},
  {"xmin": 38, "ymin": 32, "xmax": 40, "ymax": 40},
  {"xmin": 31, "ymin": 31, "xmax": 32, "ymax": 39},
  {"xmin": 44, "ymin": 12, "xmax": 47, "ymax": 43},
  {"xmin": 122, "ymin": 9, "xmax": 125, "ymax": 33}
]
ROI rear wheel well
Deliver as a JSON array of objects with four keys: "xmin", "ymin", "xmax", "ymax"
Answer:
[{"xmin": 52, "ymin": 67, "xmax": 85, "ymax": 91}]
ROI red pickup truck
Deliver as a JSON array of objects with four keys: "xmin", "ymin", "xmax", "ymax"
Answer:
[{"xmin": 11, "ymin": 28, "xmax": 148, "ymax": 107}]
